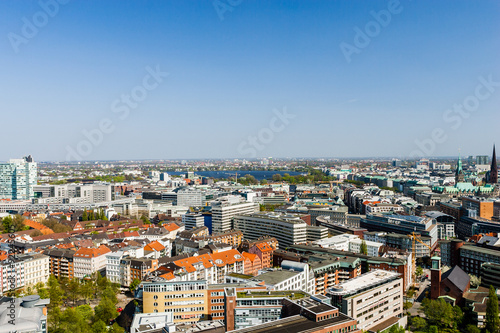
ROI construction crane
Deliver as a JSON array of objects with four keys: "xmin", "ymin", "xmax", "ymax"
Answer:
[{"xmin": 408, "ymin": 231, "xmax": 433, "ymax": 288}]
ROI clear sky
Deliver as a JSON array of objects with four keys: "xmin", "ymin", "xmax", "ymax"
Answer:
[{"xmin": 1, "ymin": 0, "xmax": 499, "ymax": 161}]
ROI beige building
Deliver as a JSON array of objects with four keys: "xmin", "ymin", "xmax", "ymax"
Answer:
[
  {"xmin": 24, "ymin": 253, "xmax": 50, "ymax": 287},
  {"xmin": 327, "ymin": 270, "xmax": 403, "ymax": 331},
  {"xmin": 142, "ymin": 280, "xmax": 208, "ymax": 324}
]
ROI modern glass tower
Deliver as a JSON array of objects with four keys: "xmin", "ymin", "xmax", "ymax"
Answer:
[{"xmin": 0, "ymin": 155, "xmax": 37, "ymax": 200}]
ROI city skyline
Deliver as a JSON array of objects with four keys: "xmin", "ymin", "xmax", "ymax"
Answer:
[{"xmin": 1, "ymin": 0, "xmax": 499, "ymax": 161}]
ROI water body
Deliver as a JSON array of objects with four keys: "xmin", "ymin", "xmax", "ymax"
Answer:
[{"xmin": 169, "ymin": 170, "xmax": 303, "ymax": 181}]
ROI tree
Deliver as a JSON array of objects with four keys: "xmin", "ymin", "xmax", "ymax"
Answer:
[
  {"xmin": 75, "ymin": 304, "xmax": 93, "ymax": 321},
  {"xmin": 11, "ymin": 214, "xmax": 27, "ymax": 231},
  {"xmin": 82, "ymin": 208, "xmax": 88, "ymax": 222},
  {"xmin": 109, "ymin": 323, "xmax": 125, "ymax": 333},
  {"xmin": 129, "ymin": 278, "xmax": 141, "ymax": 293},
  {"xmin": 59, "ymin": 307, "xmax": 91, "ymax": 333},
  {"xmin": 422, "ymin": 298, "xmax": 463, "ymax": 330},
  {"xmin": 486, "ymin": 285, "xmax": 500, "ymax": 333},
  {"xmin": 388, "ymin": 325, "xmax": 405, "ymax": 333},
  {"xmin": 30, "ymin": 229, "xmax": 43, "ymax": 237},
  {"xmin": 67, "ymin": 278, "xmax": 81, "ymax": 306},
  {"xmin": 93, "ymin": 297, "xmax": 117, "ymax": 324},
  {"xmin": 89, "ymin": 210, "xmax": 95, "ymax": 221},
  {"xmin": 48, "ymin": 275, "xmax": 64, "ymax": 308},
  {"xmin": 410, "ymin": 316, "xmax": 427, "ymax": 331},
  {"xmin": 272, "ymin": 174, "xmax": 282, "ymax": 182},
  {"xmin": 140, "ymin": 215, "xmax": 150, "ymax": 225},
  {"xmin": 360, "ymin": 240, "xmax": 368, "ymax": 255},
  {"xmin": 91, "ymin": 320, "xmax": 108, "ymax": 333},
  {"xmin": 465, "ymin": 324, "xmax": 481, "ymax": 333},
  {"xmin": 260, "ymin": 179, "xmax": 268, "ymax": 185},
  {"xmin": 416, "ymin": 266, "xmax": 424, "ymax": 277}
]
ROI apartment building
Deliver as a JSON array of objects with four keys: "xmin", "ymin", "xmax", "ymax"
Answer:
[
  {"xmin": 234, "ymin": 212, "xmax": 307, "ymax": 249},
  {"xmin": 106, "ymin": 251, "xmax": 125, "ymax": 284},
  {"xmin": 142, "ymin": 280, "xmax": 208, "ymax": 324},
  {"xmin": 211, "ymin": 196, "xmax": 259, "ymax": 234},
  {"xmin": 248, "ymin": 241, "xmax": 274, "ymax": 269},
  {"xmin": 327, "ymin": 270, "xmax": 403, "ymax": 331},
  {"xmin": 73, "ymin": 245, "xmax": 111, "ymax": 278},
  {"xmin": 365, "ymin": 203, "xmax": 404, "ymax": 215},
  {"xmin": 23, "ymin": 253, "xmax": 49, "ymax": 288},
  {"xmin": 44, "ymin": 249, "xmax": 75, "ymax": 279}
]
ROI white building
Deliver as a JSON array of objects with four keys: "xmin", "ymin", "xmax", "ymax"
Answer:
[
  {"xmin": 73, "ymin": 245, "xmax": 111, "ymax": 279},
  {"xmin": 23, "ymin": 253, "xmax": 49, "ymax": 288},
  {"xmin": 327, "ymin": 270, "xmax": 403, "ymax": 331},
  {"xmin": 106, "ymin": 251, "xmax": 126, "ymax": 284},
  {"xmin": 182, "ymin": 213, "xmax": 205, "ymax": 230},
  {"xmin": 177, "ymin": 188, "xmax": 203, "ymax": 207},
  {"xmin": 211, "ymin": 196, "xmax": 259, "ymax": 234},
  {"xmin": 349, "ymin": 238, "xmax": 383, "ymax": 257},
  {"xmin": 233, "ymin": 212, "xmax": 307, "ymax": 249}
]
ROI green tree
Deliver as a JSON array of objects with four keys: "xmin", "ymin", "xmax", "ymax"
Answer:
[
  {"xmin": 130, "ymin": 278, "xmax": 141, "ymax": 293},
  {"xmin": 410, "ymin": 316, "xmax": 427, "ymax": 331},
  {"xmin": 75, "ymin": 304, "xmax": 93, "ymax": 321},
  {"xmin": 388, "ymin": 325, "xmax": 405, "ymax": 333},
  {"xmin": 82, "ymin": 208, "xmax": 88, "ymax": 222},
  {"xmin": 140, "ymin": 215, "xmax": 150, "ymax": 225},
  {"xmin": 91, "ymin": 320, "xmax": 108, "ymax": 333},
  {"xmin": 422, "ymin": 298, "xmax": 463, "ymax": 330},
  {"xmin": 89, "ymin": 210, "xmax": 95, "ymax": 221},
  {"xmin": 103, "ymin": 286, "xmax": 118, "ymax": 305},
  {"xmin": 416, "ymin": 266, "xmax": 424, "ymax": 277},
  {"xmin": 93, "ymin": 297, "xmax": 117, "ymax": 324},
  {"xmin": 67, "ymin": 278, "xmax": 81, "ymax": 306},
  {"xmin": 360, "ymin": 240, "xmax": 368, "ymax": 255},
  {"xmin": 11, "ymin": 214, "xmax": 27, "ymax": 231},
  {"xmin": 486, "ymin": 285, "xmax": 500, "ymax": 333},
  {"xmin": 59, "ymin": 307, "xmax": 91, "ymax": 333},
  {"xmin": 428, "ymin": 326, "xmax": 438, "ymax": 333},
  {"xmin": 465, "ymin": 324, "xmax": 481, "ymax": 333},
  {"xmin": 48, "ymin": 275, "xmax": 64, "ymax": 308},
  {"xmin": 260, "ymin": 179, "xmax": 268, "ymax": 185},
  {"xmin": 272, "ymin": 174, "xmax": 282, "ymax": 182},
  {"xmin": 109, "ymin": 323, "xmax": 125, "ymax": 333}
]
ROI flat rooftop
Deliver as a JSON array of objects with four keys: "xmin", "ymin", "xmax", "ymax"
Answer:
[
  {"xmin": 328, "ymin": 269, "xmax": 400, "ymax": 296},
  {"xmin": 251, "ymin": 270, "xmax": 298, "ymax": 285},
  {"xmin": 228, "ymin": 314, "xmax": 355, "ymax": 333},
  {"xmin": 236, "ymin": 290, "xmax": 307, "ymax": 300}
]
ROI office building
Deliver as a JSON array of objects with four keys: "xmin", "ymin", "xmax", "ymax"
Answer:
[
  {"xmin": 327, "ymin": 270, "xmax": 403, "ymax": 331},
  {"xmin": 0, "ymin": 156, "xmax": 37, "ymax": 200},
  {"xmin": 211, "ymin": 196, "xmax": 259, "ymax": 234},
  {"xmin": 182, "ymin": 213, "xmax": 205, "ymax": 230},
  {"xmin": 234, "ymin": 212, "xmax": 307, "ymax": 249},
  {"xmin": 177, "ymin": 188, "xmax": 203, "ymax": 207}
]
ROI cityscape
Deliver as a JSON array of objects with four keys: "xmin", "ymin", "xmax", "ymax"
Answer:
[{"xmin": 1, "ymin": 1, "xmax": 500, "ymax": 333}]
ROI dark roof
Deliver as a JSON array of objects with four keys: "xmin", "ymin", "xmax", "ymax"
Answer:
[{"xmin": 442, "ymin": 265, "xmax": 470, "ymax": 292}]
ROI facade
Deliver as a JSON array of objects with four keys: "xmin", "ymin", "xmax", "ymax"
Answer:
[
  {"xmin": 233, "ymin": 212, "xmax": 307, "ymax": 249},
  {"xmin": 327, "ymin": 270, "xmax": 403, "ymax": 331},
  {"xmin": 177, "ymin": 188, "xmax": 203, "ymax": 207},
  {"xmin": 349, "ymin": 238, "xmax": 382, "ymax": 257},
  {"xmin": 45, "ymin": 249, "xmax": 75, "ymax": 279},
  {"xmin": 182, "ymin": 213, "xmax": 205, "ymax": 230},
  {"xmin": 23, "ymin": 254, "xmax": 49, "ymax": 288},
  {"xmin": 211, "ymin": 197, "xmax": 259, "ymax": 234},
  {"xmin": 106, "ymin": 251, "xmax": 125, "ymax": 284},
  {"xmin": 361, "ymin": 213, "xmax": 438, "ymax": 248},
  {"xmin": 0, "ymin": 156, "xmax": 37, "ymax": 200},
  {"xmin": 73, "ymin": 245, "xmax": 111, "ymax": 278},
  {"xmin": 142, "ymin": 280, "xmax": 208, "ymax": 324}
]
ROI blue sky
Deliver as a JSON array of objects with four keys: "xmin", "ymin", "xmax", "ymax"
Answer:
[{"xmin": 0, "ymin": 0, "xmax": 499, "ymax": 161}]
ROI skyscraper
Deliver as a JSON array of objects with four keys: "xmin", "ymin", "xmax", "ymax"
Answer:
[
  {"xmin": 489, "ymin": 144, "xmax": 498, "ymax": 184},
  {"xmin": 0, "ymin": 155, "xmax": 37, "ymax": 200}
]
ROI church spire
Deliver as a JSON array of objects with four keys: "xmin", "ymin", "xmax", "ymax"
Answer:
[{"xmin": 490, "ymin": 144, "xmax": 498, "ymax": 184}]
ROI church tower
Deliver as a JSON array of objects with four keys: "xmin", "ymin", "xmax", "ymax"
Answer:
[
  {"xmin": 455, "ymin": 154, "xmax": 465, "ymax": 183},
  {"xmin": 490, "ymin": 144, "xmax": 498, "ymax": 184}
]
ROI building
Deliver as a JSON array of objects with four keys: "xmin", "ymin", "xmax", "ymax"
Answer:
[
  {"xmin": 106, "ymin": 251, "xmax": 125, "ymax": 284},
  {"xmin": 461, "ymin": 196, "xmax": 495, "ymax": 220},
  {"xmin": 234, "ymin": 212, "xmax": 307, "ymax": 249},
  {"xmin": 211, "ymin": 197, "xmax": 259, "ymax": 234},
  {"xmin": 327, "ymin": 270, "xmax": 403, "ymax": 331},
  {"xmin": 73, "ymin": 245, "xmax": 111, "ymax": 278},
  {"xmin": 183, "ymin": 213, "xmax": 205, "ymax": 230},
  {"xmin": 44, "ymin": 249, "xmax": 75, "ymax": 279},
  {"xmin": 305, "ymin": 225, "xmax": 328, "ymax": 242},
  {"xmin": 23, "ymin": 253, "xmax": 49, "ymax": 288},
  {"xmin": 361, "ymin": 213, "xmax": 438, "ymax": 248},
  {"xmin": 0, "ymin": 156, "xmax": 37, "ymax": 200},
  {"xmin": 0, "ymin": 295, "xmax": 49, "ymax": 333},
  {"xmin": 177, "ymin": 188, "xmax": 203, "ymax": 207},
  {"xmin": 348, "ymin": 238, "xmax": 383, "ymax": 257},
  {"xmin": 487, "ymin": 144, "xmax": 498, "ymax": 184},
  {"xmin": 142, "ymin": 280, "xmax": 208, "ymax": 324}
]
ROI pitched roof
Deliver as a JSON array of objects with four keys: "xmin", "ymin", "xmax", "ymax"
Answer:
[
  {"xmin": 442, "ymin": 265, "xmax": 470, "ymax": 292},
  {"xmin": 74, "ymin": 245, "xmax": 111, "ymax": 258},
  {"xmin": 242, "ymin": 251, "xmax": 258, "ymax": 262},
  {"xmin": 145, "ymin": 241, "xmax": 165, "ymax": 252}
]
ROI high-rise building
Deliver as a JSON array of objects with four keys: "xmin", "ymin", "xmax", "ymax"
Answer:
[
  {"xmin": 211, "ymin": 196, "xmax": 259, "ymax": 234},
  {"xmin": 0, "ymin": 155, "xmax": 37, "ymax": 200},
  {"xmin": 476, "ymin": 155, "xmax": 489, "ymax": 165}
]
